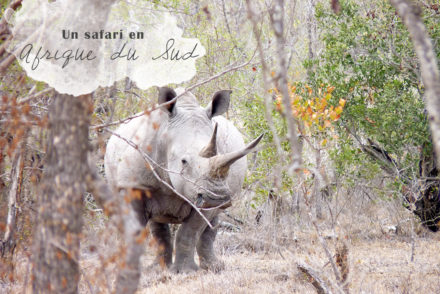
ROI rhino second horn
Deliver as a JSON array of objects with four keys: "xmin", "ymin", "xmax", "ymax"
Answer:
[
  {"xmin": 199, "ymin": 123, "xmax": 218, "ymax": 158},
  {"xmin": 210, "ymin": 133, "xmax": 264, "ymax": 178}
]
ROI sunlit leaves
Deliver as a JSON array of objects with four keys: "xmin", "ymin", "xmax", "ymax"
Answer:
[{"xmin": 271, "ymin": 83, "xmax": 344, "ymax": 140}]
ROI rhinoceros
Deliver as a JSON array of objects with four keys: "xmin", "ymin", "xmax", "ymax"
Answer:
[{"xmin": 104, "ymin": 87, "xmax": 262, "ymax": 272}]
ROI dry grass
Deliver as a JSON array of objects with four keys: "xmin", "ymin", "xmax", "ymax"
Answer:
[
  {"xmin": 77, "ymin": 228, "xmax": 440, "ymax": 294},
  {"xmin": 4, "ymin": 194, "xmax": 440, "ymax": 294}
]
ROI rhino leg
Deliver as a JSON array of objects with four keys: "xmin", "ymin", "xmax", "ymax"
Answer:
[
  {"xmin": 171, "ymin": 211, "xmax": 206, "ymax": 273},
  {"xmin": 196, "ymin": 215, "xmax": 225, "ymax": 272},
  {"xmin": 149, "ymin": 221, "xmax": 173, "ymax": 268}
]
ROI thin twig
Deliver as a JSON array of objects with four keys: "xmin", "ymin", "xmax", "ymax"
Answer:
[
  {"xmin": 18, "ymin": 88, "xmax": 53, "ymax": 104},
  {"xmin": 269, "ymin": 0, "xmax": 303, "ymax": 171}
]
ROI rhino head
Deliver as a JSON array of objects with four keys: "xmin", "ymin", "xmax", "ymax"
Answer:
[{"xmin": 157, "ymin": 87, "xmax": 262, "ymax": 209}]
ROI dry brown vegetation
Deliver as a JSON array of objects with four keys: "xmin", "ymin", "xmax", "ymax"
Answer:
[
  {"xmin": 3, "ymin": 191, "xmax": 440, "ymax": 294},
  {"xmin": 2, "ymin": 0, "xmax": 440, "ymax": 293}
]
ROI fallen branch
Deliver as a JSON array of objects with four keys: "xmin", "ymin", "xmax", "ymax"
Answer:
[{"xmin": 297, "ymin": 262, "xmax": 333, "ymax": 294}]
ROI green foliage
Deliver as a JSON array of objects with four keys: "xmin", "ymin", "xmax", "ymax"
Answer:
[
  {"xmin": 310, "ymin": 0, "xmax": 439, "ymax": 180},
  {"xmin": 239, "ymin": 92, "xmax": 292, "ymax": 205}
]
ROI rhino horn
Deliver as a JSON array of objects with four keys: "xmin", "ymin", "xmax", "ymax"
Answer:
[
  {"xmin": 210, "ymin": 134, "xmax": 264, "ymax": 178},
  {"xmin": 199, "ymin": 123, "xmax": 218, "ymax": 158}
]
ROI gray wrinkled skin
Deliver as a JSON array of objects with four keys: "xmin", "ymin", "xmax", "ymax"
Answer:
[{"xmin": 105, "ymin": 88, "xmax": 258, "ymax": 272}]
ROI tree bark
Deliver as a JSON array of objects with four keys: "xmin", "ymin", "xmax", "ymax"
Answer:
[
  {"xmin": 1, "ymin": 144, "xmax": 25, "ymax": 257},
  {"xmin": 29, "ymin": 0, "xmax": 116, "ymax": 292},
  {"xmin": 32, "ymin": 94, "xmax": 91, "ymax": 294},
  {"xmin": 389, "ymin": 0, "xmax": 440, "ymax": 168}
]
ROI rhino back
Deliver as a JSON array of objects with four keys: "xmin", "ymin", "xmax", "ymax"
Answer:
[{"xmin": 104, "ymin": 109, "xmax": 168, "ymax": 190}]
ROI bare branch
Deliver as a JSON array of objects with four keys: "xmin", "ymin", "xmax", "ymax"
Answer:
[
  {"xmin": 246, "ymin": 0, "xmax": 284, "ymax": 161},
  {"xmin": 269, "ymin": 0, "xmax": 303, "ymax": 171},
  {"xmin": 18, "ymin": 88, "xmax": 54, "ymax": 104},
  {"xmin": 246, "ymin": 0, "xmax": 287, "ymax": 192}
]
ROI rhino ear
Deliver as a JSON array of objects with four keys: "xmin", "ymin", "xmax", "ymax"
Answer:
[
  {"xmin": 158, "ymin": 87, "xmax": 177, "ymax": 114},
  {"xmin": 206, "ymin": 90, "xmax": 231, "ymax": 119}
]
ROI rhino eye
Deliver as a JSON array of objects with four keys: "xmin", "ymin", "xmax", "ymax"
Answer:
[{"xmin": 181, "ymin": 158, "xmax": 188, "ymax": 165}]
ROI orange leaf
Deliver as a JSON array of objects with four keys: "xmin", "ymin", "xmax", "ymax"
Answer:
[
  {"xmin": 365, "ymin": 117, "xmax": 376, "ymax": 124},
  {"xmin": 327, "ymin": 86, "xmax": 336, "ymax": 94}
]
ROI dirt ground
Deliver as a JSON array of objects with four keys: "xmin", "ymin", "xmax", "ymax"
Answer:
[
  {"xmin": 4, "ymin": 201, "xmax": 440, "ymax": 294},
  {"xmin": 77, "ymin": 227, "xmax": 440, "ymax": 294}
]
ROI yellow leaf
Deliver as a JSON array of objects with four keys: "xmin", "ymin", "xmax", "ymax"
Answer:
[
  {"xmin": 335, "ymin": 106, "xmax": 343, "ymax": 115},
  {"xmin": 339, "ymin": 98, "xmax": 346, "ymax": 107},
  {"xmin": 321, "ymin": 138, "xmax": 328, "ymax": 146},
  {"xmin": 319, "ymin": 98, "xmax": 328, "ymax": 110}
]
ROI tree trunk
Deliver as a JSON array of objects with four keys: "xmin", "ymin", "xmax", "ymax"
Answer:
[
  {"xmin": 389, "ymin": 0, "xmax": 440, "ymax": 168},
  {"xmin": 32, "ymin": 94, "xmax": 91, "ymax": 294}
]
